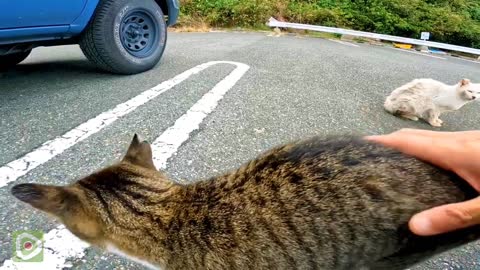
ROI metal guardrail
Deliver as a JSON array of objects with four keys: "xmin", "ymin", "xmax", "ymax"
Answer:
[{"xmin": 267, "ymin": 18, "xmax": 480, "ymax": 56}]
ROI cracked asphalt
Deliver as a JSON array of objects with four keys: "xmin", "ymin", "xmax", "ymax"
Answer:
[{"xmin": 1, "ymin": 31, "xmax": 480, "ymax": 269}]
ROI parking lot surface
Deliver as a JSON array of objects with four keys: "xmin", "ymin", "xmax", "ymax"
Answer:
[{"xmin": 1, "ymin": 32, "xmax": 480, "ymax": 269}]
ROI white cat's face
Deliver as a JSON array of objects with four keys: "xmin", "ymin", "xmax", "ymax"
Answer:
[
  {"xmin": 462, "ymin": 89, "xmax": 477, "ymax": 101},
  {"xmin": 472, "ymin": 85, "xmax": 480, "ymax": 102},
  {"xmin": 458, "ymin": 79, "xmax": 480, "ymax": 101}
]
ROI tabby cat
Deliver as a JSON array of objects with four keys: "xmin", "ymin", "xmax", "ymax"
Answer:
[{"xmin": 11, "ymin": 134, "xmax": 480, "ymax": 270}]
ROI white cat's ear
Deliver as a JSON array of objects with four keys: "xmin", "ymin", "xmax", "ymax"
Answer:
[{"xmin": 460, "ymin": 79, "xmax": 471, "ymax": 86}]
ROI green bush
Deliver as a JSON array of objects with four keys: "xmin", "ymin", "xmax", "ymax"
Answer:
[{"xmin": 179, "ymin": 0, "xmax": 480, "ymax": 48}]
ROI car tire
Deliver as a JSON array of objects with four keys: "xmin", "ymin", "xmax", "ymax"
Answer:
[
  {"xmin": 79, "ymin": 0, "xmax": 167, "ymax": 75},
  {"xmin": 0, "ymin": 50, "xmax": 31, "ymax": 70}
]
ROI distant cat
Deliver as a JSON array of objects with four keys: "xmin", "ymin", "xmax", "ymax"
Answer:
[
  {"xmin": 384, "ymin": 78, "xmax": 479, "ymax": 127},
  {"xmin": 11, "ymin": 134, "xmax": 480, "ymax": 270}
]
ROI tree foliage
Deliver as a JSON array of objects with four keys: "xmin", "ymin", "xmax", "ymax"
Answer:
[{"xmin": 180, "ymin": 0, "xmax": 480, "ymax": 48}]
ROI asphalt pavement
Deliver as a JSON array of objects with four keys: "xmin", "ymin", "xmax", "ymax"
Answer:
[{"xmin": 1, "ymin": 31, "xmax": 480, "ymax": 270}]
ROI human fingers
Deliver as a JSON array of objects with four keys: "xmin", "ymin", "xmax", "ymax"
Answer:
[
  {"xmin": 389, "ymin": 128, "xmax": 451, "ymax": 137},
  {"xmin": 456, "ymin": 169, "xmax": 480, "ymax": 193},
  {"xmin": 371, "ymin": 128, "xmax": 480, "ymax": 140},
  {"xmin": 365, "ymin": 132, "xmax": 454, "ymax": 170},
  {"xmin": 409, "ymin": 196, "xmax": 480, "ymax": 236}
]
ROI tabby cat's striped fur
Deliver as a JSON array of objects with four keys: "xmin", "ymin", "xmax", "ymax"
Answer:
[{"xmin": 11, "ymin": 134, "xmax": 480, "ymax": 270}]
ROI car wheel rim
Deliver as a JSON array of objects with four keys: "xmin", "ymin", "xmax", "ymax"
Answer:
[{"xmin": 120, "ymin": 10, "xmax": 159, "ymax": 58}]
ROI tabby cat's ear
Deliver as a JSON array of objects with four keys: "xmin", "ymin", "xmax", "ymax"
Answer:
[
  {"xmin": 122, "ymin": 134, "xmax": 156, "ymax": 170},
  {"xmin": 11, "ymin": 183, "xmax": 76, "ymax": 216},
  {"xmin": 460, "ymin": 79, "xmax": 471, "ymax": 86}
]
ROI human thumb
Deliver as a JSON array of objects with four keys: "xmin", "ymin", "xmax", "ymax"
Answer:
[{"xmin": 409, "ymin": 196, "xmax": 480, "ymax": 236}]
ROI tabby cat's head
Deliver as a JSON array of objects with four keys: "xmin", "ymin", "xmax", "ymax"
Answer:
[{"xmin": 11, "ymin": 134, "xmax": 174, "ymax": 250}]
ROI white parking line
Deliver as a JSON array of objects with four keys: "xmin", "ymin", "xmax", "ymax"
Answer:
[
  {"xmin": 328, "ymin": 39, "xmax": 360, "ymax": 47},
  {"xmin": 0, "ymin": 61, "xmax": 249, "ymax": 270},
  {"xmin": 0, "ymin": 61, "xmax": 244, "ymax": 188},
  {"xmin": 392, "ymin": 48, "xmax": 446, "ymax": 60},
  {"xmin": 452, "ymin": 57, "xmax": 480, "ymax": 64},
  {"xmin": 152, "ymin": 63, "xmax": 250, "ymax": 169}
]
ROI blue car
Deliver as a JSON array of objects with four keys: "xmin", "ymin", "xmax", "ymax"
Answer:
[{"xmin": 0, "ymin": 0, "xmax": 179, "ymax": 74}]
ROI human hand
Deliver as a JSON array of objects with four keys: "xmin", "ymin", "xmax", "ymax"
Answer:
[{"xmin": 366, "ymin": 129, "xmax": 480, "ymax": 236}]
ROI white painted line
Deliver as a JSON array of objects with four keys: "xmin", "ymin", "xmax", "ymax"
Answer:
[
  {"xmin": 0, "ymin": 61, "xmax": 242, "ymax": 188},
  {"xmin": 328, "ymin": 39, "xmax": 359, "ymax": 47},
  {"xmin": 152, "ymin": 62, "xmax": 250, "ymax": 169},
  {"xmin": 392, "ymin": 48, "xmax": 446, "ymax": 60},
  {"xmin": 452, "ymin": 57, "xmax": 480, "ymax": 64},
  {"xmin": 0, "ymin": 61, "xmax": 250, "ymax": 270}
]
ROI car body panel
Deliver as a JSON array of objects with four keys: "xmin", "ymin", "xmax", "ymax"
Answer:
[
  {"xmin": 0, "ymin": 0, "xmax": 179, "ymax": 47},
  {"xmin": 69, "ymin": 0, "xmax": 101, "ymax": 34},
  {"xmin": 166, "ymin": 0, "xmax": 180, "ymax": 26},
  {"xmin": 0, "ymin": 26, "xmax": 70, "ymax": 45},
  {"xmin": 0, "ymin": 0, "xmax": 87, "ymax": 29}
]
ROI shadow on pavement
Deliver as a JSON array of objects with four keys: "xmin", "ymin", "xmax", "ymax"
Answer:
[{"xmin": 1, "ymin": 59, "xmax": 113, "ymax": 77}]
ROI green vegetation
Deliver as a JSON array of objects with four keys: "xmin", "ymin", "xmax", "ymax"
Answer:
[{"xmin": 179, "ymin": 0, "xmax": 480, "ymax": 48}]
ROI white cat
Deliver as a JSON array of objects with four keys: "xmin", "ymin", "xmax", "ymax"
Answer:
[{"xmin": 384, "ymin": 78, "xmax": 479, "ymax": 127}]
